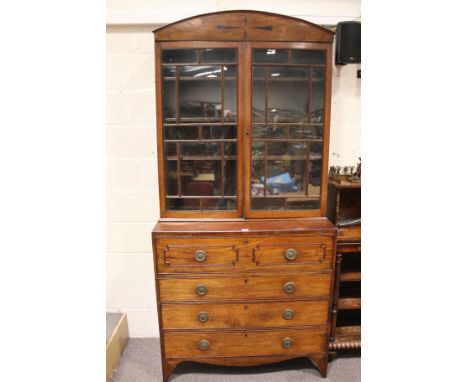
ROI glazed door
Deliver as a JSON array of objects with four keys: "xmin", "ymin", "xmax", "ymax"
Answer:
[
  {"xmin": 245, "ymin": 42, "xmax": 332, "ymax": 218},
  {"xmin": 156, "ymin": 42, "xmax": 244, "ymax": 218}
]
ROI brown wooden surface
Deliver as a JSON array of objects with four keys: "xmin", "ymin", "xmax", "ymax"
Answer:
[
  {"xmin": 337, "ymin": 226, "xmax": 361, "ymax": 241},
  {"xmin": 161, "ymin": 300, "xmax": 329, "ymax": 330},
  {"xmin": 153, "ymin": 218, "xmax": 335, "ymax": 235},
  {"xmin": 339, "ymin": 272, "xmax": 361, "ymax": 282},
  {"xmin": 158, "ymin": 272, "xmax": 331, "ymax": 302},
  {"xmin": 337, "ymin": 297, "xmax": 361, "ymax": 310},
  {"xmin": 163, "ymin": 328, "xmax": 327, "ymax": 358},
  {"xmin": 154, "ymin": 11, "xmax": 334, "ymax": 42},
  {"xmin": 155, "ymin": 235, "xmax": 334, "ymax": 273}
]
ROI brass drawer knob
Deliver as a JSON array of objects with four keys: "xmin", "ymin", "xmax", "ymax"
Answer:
[
  {"xmin": 199, "ymin": 339, "xmax": 210, "ymax": 351},
  {"xmin": 283, "ymin": 308, "xmax": 295, "ymax": 320},
  {"xmin": 194, "ymin": 250, "xmax": 207, "ymax": 262},
  {"xmin": 282, "ymin": 337, "xmax": 293, "ymax": 349},
  {"xmin": 283, "ymin": 282, "xmax": 296, "ymax": 294},
  {"xmin": 198, "ymin": 311, "xmax": 209, "ymax": 323},
  {"xmin": 196, "ymin": 284, "xmax": 208, "ymax": 296},
  {"xmin": 284, "ymin": 248, "xmax": 297, "ymax": 261}
]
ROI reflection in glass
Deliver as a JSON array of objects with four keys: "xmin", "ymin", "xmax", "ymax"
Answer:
[
  {"xmin": 224, "ymin": 67, "xmax": 237, "ymax": 122},
  {"xmin": 268, "ymin": 66, "xmax": 308, "ymax": 123},
  {"xmin": 253, "ymin": 49, "xmax": 288, "ymax": 63},
  {"xmin": 311, "ymin": 67, "xmax": 325, "ymax": 123},
  {"xmin": 162, "ymin": 49, "xmax": 198, "ymax": 64},
  {"xmin": 179, "ymin": 66, "xmax": 222, "ymax": 121},
  {"xmin": 201, "ymin": 49, "xmax": 237, "ymax": 63}
]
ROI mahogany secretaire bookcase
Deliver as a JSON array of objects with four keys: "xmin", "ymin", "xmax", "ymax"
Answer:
[{"xmin": 151, "ymin": 11, "xmax": 337, "ymax": 381}]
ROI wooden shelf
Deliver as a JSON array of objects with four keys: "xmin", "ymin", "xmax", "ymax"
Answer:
[
  {"xmin": 167, "ymin": 155, "xmax": 237, "ymax": 161},
  {"xmin": 340, "ymin": 272, "xmax": 361, "ymax": 282},
  {"xmin": 338, "ymin": 298, "xmax": 361, "ymax": 310},
  {"xmin": 329, "ymin": 326, "xmax": 361, "ymax": 350}
]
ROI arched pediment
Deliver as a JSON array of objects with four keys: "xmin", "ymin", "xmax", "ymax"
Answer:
[{"xmin": 153, "ymin": 10, "xmax": 334, "ymax": 43}]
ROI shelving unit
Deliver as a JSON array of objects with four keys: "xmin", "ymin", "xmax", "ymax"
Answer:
[{"xmin": 327, "ymin": 180, "xmax": 361, "ymax": 354}]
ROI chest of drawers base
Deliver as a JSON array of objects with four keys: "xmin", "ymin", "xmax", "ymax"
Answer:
[{"xmin": 152, "ymin": 220, "xmax": 337, "ymax": 382}]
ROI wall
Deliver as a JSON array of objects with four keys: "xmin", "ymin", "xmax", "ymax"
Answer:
[{"xmin": 106, "ymin": 0, "xmax": 361, "ymax": 337}]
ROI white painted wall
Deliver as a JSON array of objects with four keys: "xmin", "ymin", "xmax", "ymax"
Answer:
[{"xmin": 106, "ymin": 0, "xmax": 361, "ymax": 337}]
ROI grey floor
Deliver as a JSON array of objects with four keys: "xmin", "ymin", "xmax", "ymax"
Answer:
[{"xmin": 110, "ymin": 339, "xmax": 360, "ymax": 382}]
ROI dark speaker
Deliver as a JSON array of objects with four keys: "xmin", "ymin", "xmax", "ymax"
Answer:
[{"xmin": 335, "ymin": 21, "xmax": 361, "ymax": 64}]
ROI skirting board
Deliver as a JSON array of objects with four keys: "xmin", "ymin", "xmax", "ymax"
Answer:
[{"xmin": 106, "ymin": 313, "xmax": 129, "ymax": 382}]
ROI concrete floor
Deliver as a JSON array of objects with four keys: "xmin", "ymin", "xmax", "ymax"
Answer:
[{"xmin": 110, "ymin": 338, "xmax": 361, "ymax": 382}]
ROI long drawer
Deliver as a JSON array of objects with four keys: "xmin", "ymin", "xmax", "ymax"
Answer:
[
  {"xmin": 162, "ymin": 300, "xmax": 329, "ymax": 329},
  {"xmin": 155, "ymin": 236, "xmax": 333, "ymax": 274},
  {"xmin": 164, "ymin": 328, "xmax": 327, "ymax": 358},
  {"xmin": 158, "ymin": 273, "xmax": 332, "ymax": 302}
]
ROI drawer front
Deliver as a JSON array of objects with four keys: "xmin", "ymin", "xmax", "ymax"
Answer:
[
  {"xmin": 164, "ymin": 328, "xmax": 327, "ymax": 358},
  {"xmin": 158, "ymin": 273, "xmax": 331, "ymax": 301},
  {"xmin": 248, "ymin": 236, "xmax": 333, "ymax": 271},
  {"xmin": 162, "ymin": 300, "xmax": 329, "ymax": 329},
  {"xmin": 337, "ymin": 242, "xmax": 361, "ymax": 253},
  {"xmin": 156, "ymin": 238, "xmax": 244, "ymax": 273}
]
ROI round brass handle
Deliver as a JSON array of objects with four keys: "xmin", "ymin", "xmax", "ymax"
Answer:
[
  {"xmin": 199, "ymin": 339, "xmax": 210, "ymax": 351},
  {"xmin": 194, "ymin": 250, "xmax": 207, "ymax": 262},
  {"xmin": 284, "ymin": 248, "xmax": 297, "ymax": 261},
  {"xmin": 283, "ymin": 308, "xmax": 295, "ymax": 320},
  {"xmin": 282, "ymin": 337, "xmax": 293, "ymax": 349},
  {"xmin": 198, "ymin": 311, "xmax": 209, "ymax": 323},
  {"xmin": 196, "ymin": 284, "xmax": 208, "ymax": 296},
  {"xmin": 283, "ymin": 282, "xmax": 296, "ymax": 294}
]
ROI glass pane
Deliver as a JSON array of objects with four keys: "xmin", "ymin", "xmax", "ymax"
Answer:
[
  {"xmin": 251, "ymin": 160, "xmax": 265, "ymax": 196},
  {"xmin": 181, "ymin": 161, "xmax": 221, "ymax": 196},
  {"xmin": 268, "ymin": 142, "xmax": 307, "ymax": 158},
  {"xmin": 200, "ymin": 125, "xmax": 236, "ymax": 139},
  {"xmin": 162, "ymin": 66, "xmax": 176, "ymax": 122},
  {"xmin": 167, "ymin": 198, "xmax": 201, "ymax": 211},
  {"xmin": 164, "ymin": 142, "xmax": 177, "ymax": 158},
  {"xmin": 251, "ymin": 198, "xmax": 285, "ymax": 210},
  {"xmin": 290, "ymin": 126, "xmax": 323, "ymax": 139},
  {"xmin": 179, "ymin": 66, "xmax": 222, "ymax": 122},
  {"xmin": 291, "ymin": 50, "xmax": 325, "ymax": 65},
  {"xmin": 181, "ymin": 142, "xmax": 221, "ymax": 158},
  {"xmin": 165, "ymin": 161, "xmax": 178, "ymax": 196},
  {"xmin": 224, "ymin": 160, "xmax": 237, "ymax": 196},
  {"xmin": 201, "ymin": 49, "xmax": 237, "ymax": 63},
  {"xmin": 268, "ymin": 66, "xmax": 308, "ymax": 123},
  {"xmin": 203, "ymin": 199, "xmax": 236, "ymax": 210},
  {"xmin": 163, "ymin": 49, "xmax": 198, "ymax": 64},
  {"xmin": 287, "ymin": 199, "xmax": 320, "ymax": 210},
  {"xmin": 224, "ymin": 66, "xmax": 237, "ymax": 122},
  {"xmin": 164, "ymin": 126, "xmax": 198, "ymax": 140},
  {"xmin": 252, "ymin": 67, "xmax": 265, "ymax": 123},
  {"xmin": 266, "ymin": 159, "xmax": 307, "ymax": 195},
  {"xmin": 253, "ymin": 49, "xmax": 288, "ymax": 63},
  {"xmin": 252, "ymin": 125, "xmax": 287, "ymax": 139},
  {"xmin": 311, "ymin": 67, "xmax": 326, "ymax": 123}
]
